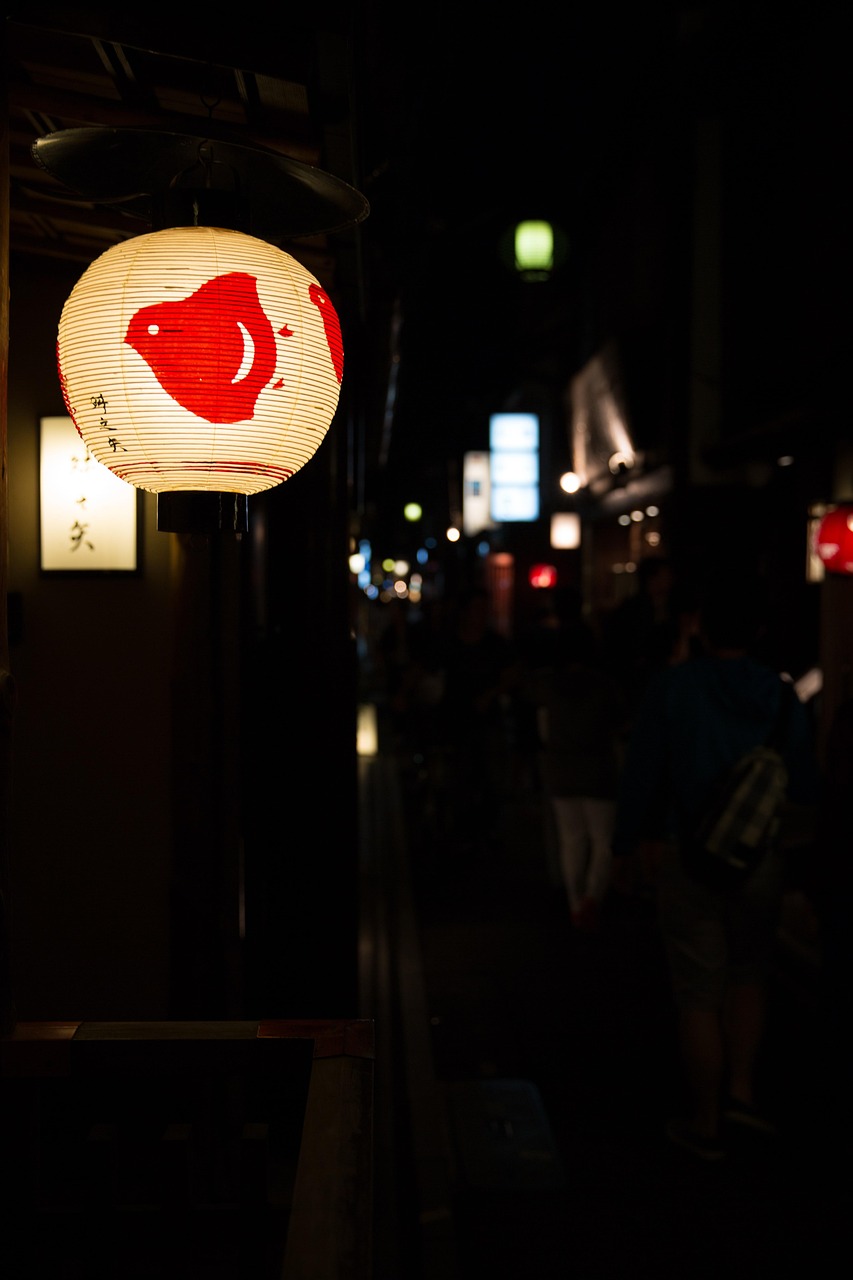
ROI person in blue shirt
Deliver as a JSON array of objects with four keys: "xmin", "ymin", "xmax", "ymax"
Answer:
[{"xmin": 612, "ymin": 570, "xmax": 819, "ymax": 1159}]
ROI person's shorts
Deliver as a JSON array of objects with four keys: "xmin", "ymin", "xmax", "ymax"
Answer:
[{"xmin": 656, "ymin": 844, "xmax": 784, "ymax": 1009}]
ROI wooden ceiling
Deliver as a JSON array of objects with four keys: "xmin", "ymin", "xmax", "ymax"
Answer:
[{"xmin": 3, "ymin": 10, "xmax": 365, "ymax": 291}]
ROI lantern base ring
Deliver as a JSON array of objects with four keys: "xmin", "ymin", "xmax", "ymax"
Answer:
[{"xmin": 157, "ymin": 492, "xmax": 249, "ymax": 535}]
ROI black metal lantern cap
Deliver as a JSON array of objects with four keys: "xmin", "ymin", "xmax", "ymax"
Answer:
[
  {"xmin": 157, "ymin": 492, "xmax": 249, "ymax": 534},
  {"xmin": 31, "ymin": 127, "xmax": 370, "ymax": 239}
]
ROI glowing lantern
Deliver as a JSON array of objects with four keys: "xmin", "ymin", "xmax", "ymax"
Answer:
[
  {"xmin": 57, "ymin": 225, "xmax": 343, "ymax": 529},
  {"xmin": 551, "ymin": 512, "xmax": 581, "ymax": 549},
  {"xmin": 815, "ymin": 505, "xmax": 853, "ymax": 575},
  {"xmin": 529, "ymin": 563, "xmax": 558, "ymax": 589},
  {"xmin": 514, "ymin": 220, "xmax": 554, "ymax": 280}
]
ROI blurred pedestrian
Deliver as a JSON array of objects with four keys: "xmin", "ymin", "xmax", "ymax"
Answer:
[
  {"xmin": 437, "ymin": 586, "xmax": 520, "ymax": 854},
  {"xmin": 612, "ymin": 569, "xmax": 819, "ymax": 1159},
  {"xmin": 515, "ymin": 584, "xmax": 599, "ymax": 791},
  {"xmin": 602, "ymin": 556, "xmax": 686, "ymax": 714},
  {"xmin": 534, "ymin": 620, "xmax": 627, "ymax": 930},
  {"xmin": 808, "ymin": 694, "xmax": 853, "ymax": 1133},
  {"xmin": 374, "ymin": 596, "xmax": 416, "ymax": 747}
]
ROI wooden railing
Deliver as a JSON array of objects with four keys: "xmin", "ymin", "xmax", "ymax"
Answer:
[{"xmin": 0, "ymin": 1018, "xmax": 374, "ymax": 1279}]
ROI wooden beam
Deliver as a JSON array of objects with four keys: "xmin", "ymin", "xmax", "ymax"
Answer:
[{"xmin": 1, "ymin": 11, "xmax": 20, "ymax": 1040}]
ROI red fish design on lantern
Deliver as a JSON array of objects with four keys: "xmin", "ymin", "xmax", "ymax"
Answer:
[
  {"xmin": 125, "ymin": 272, "xmax": 277, "ymax": 423},
  {"xmin": 124, "ymin": 271, "xmax": 343, "ymax": 424}
]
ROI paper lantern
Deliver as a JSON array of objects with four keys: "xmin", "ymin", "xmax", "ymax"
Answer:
[
  {"xmin": 815, "ymin": 505, "xmax": 853, "ymax": 575},
  {"xmin": 529, "ymin": 563, "xmax": 558, "ymax": 589},
  {"xmin": 514, "ymin": 220, "xmax": 554, "ymax": 279},
  {"xmin": 57, "ymin": 224, "xmax": 343, "ymax": 521},
  {"xmin": 550, "ymin": 512, "xmax": 581, "ymax": 550}
]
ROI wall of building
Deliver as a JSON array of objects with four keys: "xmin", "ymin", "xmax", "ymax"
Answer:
[
  {"xmin": 4, "ymin": 249, "xmax": 362, "ymax": 1025},
  {"xmin": 5, "ymin": 254, "xmax": 175, "ymax": 1018}
]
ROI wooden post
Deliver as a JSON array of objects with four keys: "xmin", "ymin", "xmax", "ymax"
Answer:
[{"xmin": 1, "ymin": 19, "xmax": 19, "ymax": 1036}]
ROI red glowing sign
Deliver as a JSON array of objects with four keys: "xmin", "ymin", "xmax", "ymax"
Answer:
[
  {"xmin": 529, "ymin": 563, "xmax": 558, "ymax": 589},
  {"xmin": 815, "ymin": 506, "xmax": 853, "ymax": 575}
]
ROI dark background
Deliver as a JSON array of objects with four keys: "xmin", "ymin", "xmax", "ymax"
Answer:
[
  {"xmin": 355, "ymin": 7, "xmax": 848, "ymax": 548},
  {"xmin": 1, "ymin": 1, "xmax": 848, "ymax": 1026}
]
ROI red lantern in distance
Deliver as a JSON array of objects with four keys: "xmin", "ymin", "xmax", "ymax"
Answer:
[
  {"xmin": 529, "ymin": 563, "xmax": 558, "ymax": 589},
  {"xmin": 815, "ymin": 505, "xmax": 853, "ymax": 575}
]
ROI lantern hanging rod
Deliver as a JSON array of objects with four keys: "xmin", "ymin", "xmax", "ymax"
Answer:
[
  {"xmin": 168, "ymin": 138, "xmax": 238, "ymax": 193},
  {"xmin": 32, "ymin": 126, "xmax": 370, "ymax": 240}
]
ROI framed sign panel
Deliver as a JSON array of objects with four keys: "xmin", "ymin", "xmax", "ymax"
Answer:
[{"xmin": 39, "ymin": 416, "xmax": 140, "ymax": 573}]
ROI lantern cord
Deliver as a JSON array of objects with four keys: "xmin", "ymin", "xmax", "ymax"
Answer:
[{"xmin": 197, "ymin": 140, "xmax": 215, "ymax": 188}]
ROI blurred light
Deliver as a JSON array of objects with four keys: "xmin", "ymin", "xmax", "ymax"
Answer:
[
  {"xmin": 463, "ymin": 450, "xmax": 494, "ymax": 536},
  {"xmin": 394, "ymin": 559, "xmax": 410, "ymax": 575},
  {"xmin": 569, "ymin": 347, "xmax": 636, "ymax": 491},
  {"xmin": 777, "ymin": 455, "xmax": 794, "ymax": 467},
  {"xmin": 609, "ymin": 450, "xmax": 634, "ymax": 475},
  {"xmin": 489, "ymin": 413, "xmax": 539, "ymax": 523},
  {"xmin": 630, "ymin": 509, "xmax": 644, "ymax": 522},
  {"xmin": 514, "ymin": 220, "xmax": 554, "ymax": 280},
  {"xmin": 646, "ymin": 505, "xmax": 659, "ymax": 517},
  {"xmin": 348, "ymin": 552, "xmax": 365, "ymax": 574},
  {"xmin": 618, "ymin": 514, "xmax": 631, "ymax": 526},
  {"xmin": 381, "ymin": 557, "xmax": 396, "ymax": 572},
  {"xmin": 403, "ymin": 502, "xmax": 422, "ymax": 522},
  {"xmin": 646, "ymin": 531, "xmax": 661, "ymax": 547},
  {"xmin": 792, "ymin": 667, "xmax": 822, "ymax": 702},
  {"xmin": 416, "ymin": 547, "xmax": 429, "ymax": 565},
  {"xmin": 393, "ymin": 580, "xmax": 408, "ymax": 596},
  {"xmin": 559, "ymin": 470, "xmax": 581, "ymax": 494},
  {"xmin": 551, "ymin": 512, "xmax": 581, "ymax": 549},
  {"xmin": 477, "ymin": 540, "xmax": 490, "ymax": 557},
  {"xmin": 446, "ymin": 525, "xmax": 461, "ymax": 542},
  {"xmin": 357, "ymin": 703, "xmax": 378, "ymax": 757},
  {"xmin": 529, "ymin": 563, "xmax": 558, "ymax": 589}
]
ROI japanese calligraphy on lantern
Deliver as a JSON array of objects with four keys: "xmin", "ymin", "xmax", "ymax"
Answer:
[{"xmin": 39, "ymin": 415, "xmax": 138, "ymax": 571}]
